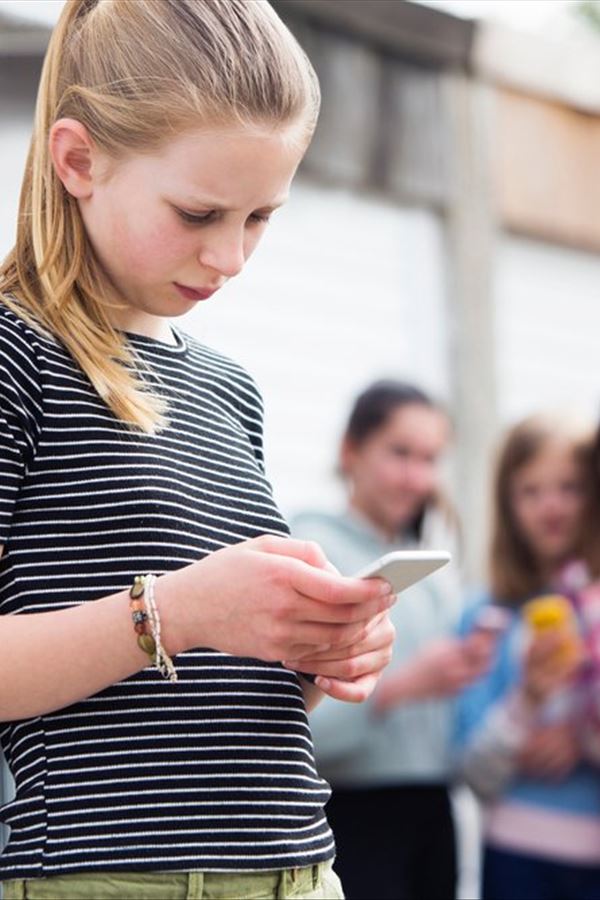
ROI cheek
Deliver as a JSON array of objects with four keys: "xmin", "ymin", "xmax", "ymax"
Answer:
[
  {"xmin": 122, "ymin": 227, "xmax": 185, "ymax": 275},
  {"xmin": 511, "ymin": 500, "xmax": 538, "ymax": 538},
  {"xmin": 378, "ymin": 461, "xmax": 415, "ymax": 501},
  {"xmin": 93, "ymin": 191, "xmax": 189, "ymax": 278},
  {"xmin": 564, "ymin": 496, "xmax": 586, "ymax": 526}
]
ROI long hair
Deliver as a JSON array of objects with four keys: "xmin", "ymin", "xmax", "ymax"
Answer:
[
  {"xmin": 584, "ymin": 422, "xmax": 600, "ymax": 577},
  {"xmin": 340, "ymin": 379, "xmax": 454, "ymax": 540},
  {"xmin": 490, "ymin": 414, "xmax": 594, "ymax": 603},
  {"xmin": 0, "ymin": 0, "xmax": 320, "ymax": 433}
]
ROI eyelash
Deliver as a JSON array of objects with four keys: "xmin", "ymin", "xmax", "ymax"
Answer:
[{"xmin": 175, "ymin": 209, "xmax": 271, "ymax": 226}]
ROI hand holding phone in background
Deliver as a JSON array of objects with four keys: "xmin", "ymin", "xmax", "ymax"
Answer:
[{"xmin": 521, "ymin": 595, "xmax": 583, "ymax": 706}]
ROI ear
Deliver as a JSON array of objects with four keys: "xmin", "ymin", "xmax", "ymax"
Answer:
[
  {"xmin": 49, "ymin": 118, "xmax": 95, "ymax": 199},
  {"xmin": 339, "ymin": 437, "xmax": 357, "ymax": 477}
]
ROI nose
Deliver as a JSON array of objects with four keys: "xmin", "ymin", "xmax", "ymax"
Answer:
[
  {"xmin": 197, "ymin": 227, "xmax": 246, "ymax": 278},
  {"xmin": 404, "ymin": 459, "xmax": 435, "ymax": 495}
]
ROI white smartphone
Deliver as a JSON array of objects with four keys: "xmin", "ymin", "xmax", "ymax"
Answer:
[{"xmin": 354, "ymin": 549, "xmax": 451, "ymax": 595}]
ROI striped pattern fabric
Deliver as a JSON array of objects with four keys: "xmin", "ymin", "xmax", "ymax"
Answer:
[{"xmin": 0, "ymin": 301, "xmax": 333, "ymax": 879}]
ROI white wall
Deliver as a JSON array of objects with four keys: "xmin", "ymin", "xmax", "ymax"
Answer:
[
  {"xmin": 495, "ymin": 234, "xmax": 600, "ymax": 426},
  {"xmin": 0, "ymin": 120, "xmax": 29, "ymax": 255}
]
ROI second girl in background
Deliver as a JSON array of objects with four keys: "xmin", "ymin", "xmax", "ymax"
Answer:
[
  {"xmin": 456, "ymin": 414, "xmax": 600, "ymax": 900},
  {"xmin": 291, "ymin": 381, "xmax": 495, "ymax": 900}
]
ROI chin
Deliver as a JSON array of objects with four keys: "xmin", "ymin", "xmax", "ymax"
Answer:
[{"xmin": 541, "ymin": 544, "xmax": 575, "ymax": 565}]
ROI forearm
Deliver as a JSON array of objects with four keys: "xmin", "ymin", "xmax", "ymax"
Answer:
[
  {"xmin": 458, "ymin": 690, "xmax": 536, "ymax": 801},
  {"xmin": 373, "ymin": 658, "xmax": 431, "ymax": 712},
  {"xmin": 0, "ymin": 570, "xmax": 187, "ymax": 722}
]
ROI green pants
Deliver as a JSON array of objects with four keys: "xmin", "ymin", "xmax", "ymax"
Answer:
[{"xmin": 3, "ymin": 861, "xmax": 344, "ymax": 900}]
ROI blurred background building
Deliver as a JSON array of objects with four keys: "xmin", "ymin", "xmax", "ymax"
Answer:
[
  {"xmin": 2, "ymin": 2, "xmax": 600, "ymax": 897},
  {"xmin": 2, "ymin": 0, "xmax": 600, "ymax": 583}
]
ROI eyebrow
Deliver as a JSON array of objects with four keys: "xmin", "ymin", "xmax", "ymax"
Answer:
[{"xmin": 173, "ymin": 195, "xmax": 289, "ymax": 213}]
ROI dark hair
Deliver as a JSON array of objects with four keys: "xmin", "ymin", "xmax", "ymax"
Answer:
[
  {"xmin": 344, "ymin": 380, "xmax": 438, "ymax": 446},
  {"xmin": 586, "ymin": 422, "xmax": 600, "ymax": 576}
]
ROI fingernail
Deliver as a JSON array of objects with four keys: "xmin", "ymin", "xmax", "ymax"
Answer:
[
  {"xmin": 378, "ymin": 581, "xmax": 394, "ymax": 596},
  {"xmin": 315, "ymin": 677, "xmax": 331, "ymax": 690}
]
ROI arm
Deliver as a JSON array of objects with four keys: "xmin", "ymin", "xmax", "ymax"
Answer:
[
  {"xmin": 0, "ymin": 536, "xmax": 394, "ymax": 722},
  {"xmin": 457, "ymin": 630, "xmax": 581, "ymax": 800},
  {"xmin": 458, "ymin": 689, "xmax": 536, "ymax": 801},
  {"xmin": 371, "ymin": 632, "xmax": 495, "ymax": 713}
]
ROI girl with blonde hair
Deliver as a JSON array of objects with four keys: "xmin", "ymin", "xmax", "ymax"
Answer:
[
  {"xmin": 455, "ymin": 414, "xmax": 600, "ymax": 900},
  {"xmin": 0, "ymin": 2, "xmax": 396, "ymax": 897}
]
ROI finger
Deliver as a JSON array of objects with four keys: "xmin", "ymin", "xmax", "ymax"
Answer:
[
  {"xmin": 286, "ymin": 560, "xmax": 393, "ymax": 606},
  {"xmin": 315, "ymin": 673, "xmax": 378, "ymax": 703},
  {"xmin": 529, "ymin": 632, "xmax": 565, "ymax": 661},
  {"xmin": 296, "ymin": 592, "xmax": 394, "ymax": 626},
  {"xmin": 284, "ymin": 616, "xmax": 394, "ymax": 666},
  {"xmin": 250, "ymin": 535, "xmax": 332, "ymax": 570},
  {"xmin": 285, "ymin": 648, "xmax": 391, "ymax": 680},
  {"xmin": 284, "ymin": 620, "xmax": 370, "ymax": 657},
  {"xmin": 318, "ymin": 611, "xmax": 391, "ymax": 655}
]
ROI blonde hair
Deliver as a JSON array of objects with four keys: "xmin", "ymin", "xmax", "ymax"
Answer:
[
  {"xmin": 0, "ymin": 0, "xmax": 320, "ymax": 433},
  {"xmin": 489, "ymin": 413, "xmax": 594, "ymax": 603}
]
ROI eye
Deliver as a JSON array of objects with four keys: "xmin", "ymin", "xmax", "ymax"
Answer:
[
  {"xmin": 391, "ymin": 445, "xmax": 411, "ymax": 459},
  {"xmin": 248, "ymin": 212, "xmax": 271, "ymax": 225},
  {"xmin": 175, "ymin": 208, "xmax": 217, "ymax": 225},
  {"xmin": 561, "ymin": 480, "xmax": 584, "ymax": 496}
]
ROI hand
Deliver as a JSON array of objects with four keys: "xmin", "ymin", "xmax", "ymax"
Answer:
[
  {"xmin": 283, "ymin": 611, "xmax": 396, "ymax": 703},
  {"xmin": 165, "ymin": 535, "xmax": 394, "ymax": 662},
  {"xmin": 521, "ymin": 631, "xmax": 581, "ymax": 707},
  {"xmin": 372, "ymin": 632, "xmax": 496, "ymax": 713},
  {"xmin": 518, "ymin": 722, "xmax": 580, "ymax": 779}
]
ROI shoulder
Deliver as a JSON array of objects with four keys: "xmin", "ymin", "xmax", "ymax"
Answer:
[
  {"xmin": 181, "ymin": 331, "xmax": 258, "ymax": 388},
  {"xmin": 0, "ymin": 298, "xmax": 48, "ymax": 389},
  {"xmin": 180, "ymin": 331, "xmax": 264, "ymax": 411},
  {"xmin": 0, "ymin": 297, "xmax": 59, "ymax": 364},
  {"xmin": 457, "ymin": 589, "xmax": 499, "ymax": 633},
  {"xmin": 0, "ymin": 297, "xmax": 39, "ymax": 351},
  {"xmin": 289, "ymin": 511, "xmax": 347, "ymax": 540}
]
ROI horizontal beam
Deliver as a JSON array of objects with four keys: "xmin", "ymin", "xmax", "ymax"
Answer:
[{"xmin": 276, "ymin": 0, "xmax": 474, "ymax": 68}]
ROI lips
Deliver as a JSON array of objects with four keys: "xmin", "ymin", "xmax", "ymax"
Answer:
[{"xmin": 173, "ymin": 282, "xmax": 218, "ymax": 301}]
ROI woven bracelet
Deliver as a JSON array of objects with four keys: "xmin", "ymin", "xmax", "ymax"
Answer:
[{"xmin": 129, "ymin": 574, "xmax": 178, "ymax": 683}]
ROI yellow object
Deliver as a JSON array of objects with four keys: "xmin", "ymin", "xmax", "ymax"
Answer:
[
  {"xmin": 522, "ymin": 594, "xmax": 580, "ymax": 664},
  {"xmin": 523, "ymin": 595, "xmax": 573, "ymax": 631}
]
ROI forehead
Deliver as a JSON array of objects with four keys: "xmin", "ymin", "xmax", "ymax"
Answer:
[
  {"xmin": 135, "ymin": 125, "xmax": 304, "ymax": 208},
  {"xmin": 517, "ymin": 441, "xmax": 582, "ymax": 479},
  {"xmin": 380, "ymin": 405, "xmax": 449, "ymax": 449}
]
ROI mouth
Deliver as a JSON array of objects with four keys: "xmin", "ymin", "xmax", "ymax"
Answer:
[{"xmin": 173, "ymin": 282, "xmax": 219, "ymax": 301}]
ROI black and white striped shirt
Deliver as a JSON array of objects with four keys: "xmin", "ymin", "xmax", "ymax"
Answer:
[{"xmin": 0, "ymin": 300, "xmax": 333, "ymax": 879}]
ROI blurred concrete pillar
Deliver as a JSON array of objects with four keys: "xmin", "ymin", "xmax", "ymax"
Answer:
[{"xmin": 443, "ymin": 74, "xmax": 498, "ymax": 583}]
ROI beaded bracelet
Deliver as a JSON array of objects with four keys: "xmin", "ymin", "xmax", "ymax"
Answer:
[{"xmin": 129, "ymin": 574, "xmax": 178, "ymax": 683}]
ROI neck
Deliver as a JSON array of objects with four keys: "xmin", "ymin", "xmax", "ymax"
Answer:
[
  {"xmin": 114, "ymin": 311, "xmax": 176, "ymax": 345},
  {"xmin": 348, "ymin": 498, "xmax": 408, "ymax": 543},
  {"xmin": 539, "ymin": 555, "xmax": 572, "ymax": 588}
]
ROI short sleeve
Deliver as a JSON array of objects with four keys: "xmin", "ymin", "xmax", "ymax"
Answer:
[
  {"xmin": 236, "ymin": 372, "xmax": 266, "ymax": 473},
  {"xmin": 0, "ymin": 308, "xmax": 44, "ymax": 543}
]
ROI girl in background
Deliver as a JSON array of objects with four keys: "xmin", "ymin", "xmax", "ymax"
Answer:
[
  {"xmin": 291, "ymin": 381, "xmax": 493, "ymax": 900},
  {"xmin": 455, "ymin": 414, "xmax": 600, "ymax": 900},
  {"xmin": 0, "ymin": 2, "xmax": 396, "ymax": 897}
]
